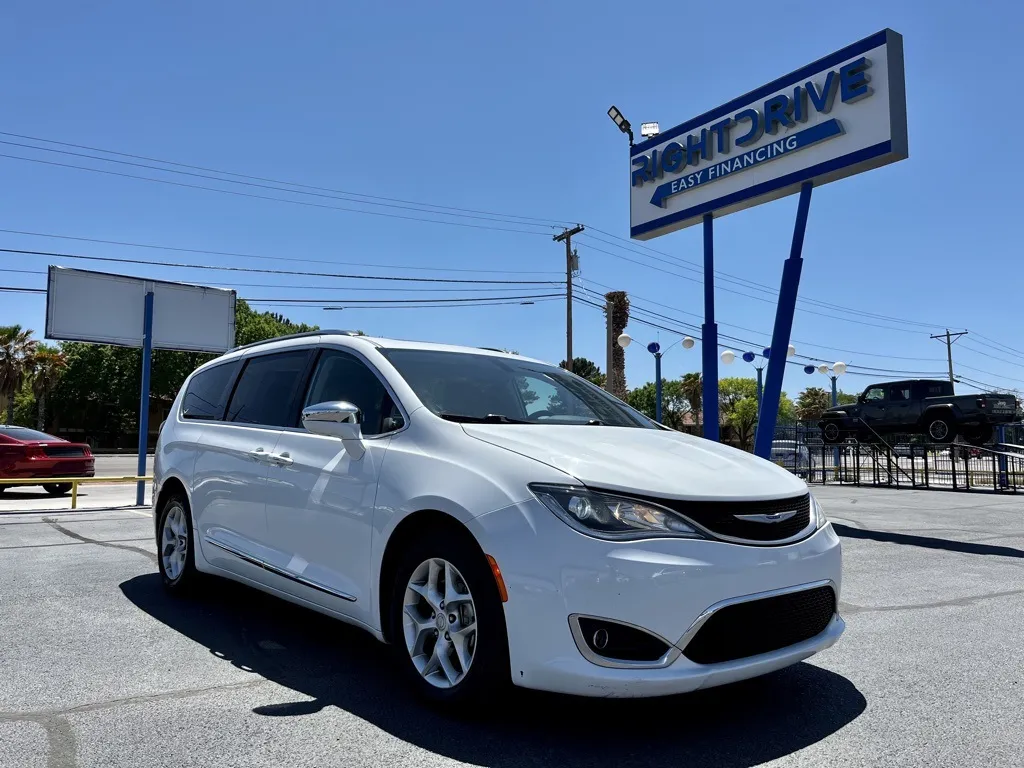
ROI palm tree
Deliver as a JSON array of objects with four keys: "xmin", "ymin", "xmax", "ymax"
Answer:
[
  {"xmin": 0, "ymin": 325, "xmax": 38, "ymax": 424},
  {"xmin": 30, "ymin": 345, "xmax": 68, "ymax": 431}
]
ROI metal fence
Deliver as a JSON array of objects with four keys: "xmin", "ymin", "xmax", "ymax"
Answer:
[{"xmin": 767, "ymin": 422, "xmax": 1024, "ymax": 493}]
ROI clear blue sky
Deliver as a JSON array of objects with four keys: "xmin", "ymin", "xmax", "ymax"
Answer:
[{"xmin": 1, "ymin": 0, "xmax": 1021, "ymax": 399}]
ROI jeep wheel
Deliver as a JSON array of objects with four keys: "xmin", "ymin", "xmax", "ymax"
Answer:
[
  {"xmin": 821, "ymin": 423, "xmax": 843, "ymax": 444},
  {"xmin": 925, "ymin": 415, "xmax": 956, "ymax": 444},
  {"xmin": 962, "ymin": 425, "xmax": 993, "ymax": 446}
]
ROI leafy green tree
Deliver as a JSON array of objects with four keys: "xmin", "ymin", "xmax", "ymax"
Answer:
[
  {"xmin": 796, "ymin": 387, "xmax": 832, "ymax": 421},
  {"xmin": 728, "ymin": 396, "xmax": 760, "ymax": 450},
  {"xmin": 625, "ymin": 380, "xmax": 688, "ymax": 429},
  {"xmin": 837, "ymin": 391, "xmax": 858, "ymax": 406}
]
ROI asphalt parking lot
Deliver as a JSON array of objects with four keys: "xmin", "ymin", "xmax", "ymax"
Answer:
[{"xmin": 1, "ymin": 486, "xmax": 1021, "ymax": 768}]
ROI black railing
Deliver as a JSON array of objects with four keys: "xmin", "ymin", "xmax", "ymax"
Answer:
[{"xmin": 767, "ymin": 422, "xmax": 1024, "ymax": 493}]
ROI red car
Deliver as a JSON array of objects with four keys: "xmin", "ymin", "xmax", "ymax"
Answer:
[{"xmin": 0, "ymin": 426, "xmax": 95, "ymax": 496}]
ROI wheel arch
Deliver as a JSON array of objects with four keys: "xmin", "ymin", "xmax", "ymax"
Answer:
[
  {"xmin": 377, "ymin": 509, "xmax": 487, "ymax": 645},
  {"xmin": 153, "ymin": 474, "xmax": 189, "ymax": 537},
  {"xmin": 919, "ymin": 404, "xmax": 957, "ymax": 426}
]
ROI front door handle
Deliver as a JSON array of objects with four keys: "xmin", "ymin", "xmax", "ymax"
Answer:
[
  {"xmin": 248, "ymin": 448, "xmax": 271, "ymax": 462},
  {"xmin": 269, "ymin": 452, "xmax": 293, "ymax": 466}
]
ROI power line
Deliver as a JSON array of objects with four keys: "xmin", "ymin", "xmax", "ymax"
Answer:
[
  {"xmin": 242, "ymin": 293, "xmax": 563, "ymax": 304},
  {"xmin": 0, "ymin": 152, "xmax": 556, "ymax": 237},
  {"xmin": 580, "ymin": 276, "xmax": 946, "ymax": 364},
  {"xmin": 0, "ymin": 130, "xmax": 571, "ymax": 228},
  {"xmin": 0, "ymin": 138, "xmax": 564, "ymax": 232},
  {"xmin": 0, "ymin": 228, "xmax": 561, "ymax": 276},
  {"xmin": 582, "ymin": 225, "xmax": 949, "ymax": 330},
  {"xmin": 0, "ymin": 247, "xmax": 562, "ymax": 285}
]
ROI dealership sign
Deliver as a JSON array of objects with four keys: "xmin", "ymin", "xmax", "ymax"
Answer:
[{"xmin": 629, "ymin": 29, "xmax": 908, "ymax": 240}]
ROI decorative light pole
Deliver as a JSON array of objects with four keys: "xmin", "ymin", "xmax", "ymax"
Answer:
[
  {"xmin": 619, "ymin": 333, "xmax": 694, "ymax": 424},
  {"xmin": 716, "ymin": 344, "xmax": 794, "ymax": 411},
  {"xmin": 817, "ymin": 361, "xmax": 848, "ymax": 408}
]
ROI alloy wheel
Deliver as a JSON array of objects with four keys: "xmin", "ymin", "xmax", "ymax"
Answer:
[
  {"xmin": 402, "ymin": 557, "xmax": 477, "ymax": 689},
  {"xmin": 928, "ymin": 420, "xmax": 949, "ymax": 441},
  {"xmin": 161, "ymin": 504, "xmax": 189, "ymax": 581}
]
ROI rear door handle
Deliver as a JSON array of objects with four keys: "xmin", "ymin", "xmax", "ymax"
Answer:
[{"xmin": 269, "ymin": 452, "xmax": 293, "ymax": 466}]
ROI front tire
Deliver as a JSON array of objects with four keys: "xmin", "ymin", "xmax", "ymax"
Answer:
[
  {"xmin": 821, "ymin": 422, "xmax": 844, "ymax": 444},
  {"xmin": 925, "ymin": 415, "xmax": 956, "ymax": 444},
  {"xmin": 44, "ymin": 483, "xmax": 72, "ymax": 496},
  {"xmin": 389, "ymin": 529, "xmax": 509, "ymax": 707},
  {"xmin": 156, "ymin": 494, "xmax": 200, "ymax": 592}
]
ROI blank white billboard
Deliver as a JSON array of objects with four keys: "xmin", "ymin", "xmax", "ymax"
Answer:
[{"xmin": 46, "ymin": 267, "xmax": 237, "ymax": 353}]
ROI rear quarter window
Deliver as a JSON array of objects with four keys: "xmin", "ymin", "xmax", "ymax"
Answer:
[{"xmin": 181, "ymin": 360, "xmax": 240, "ymax": 420}]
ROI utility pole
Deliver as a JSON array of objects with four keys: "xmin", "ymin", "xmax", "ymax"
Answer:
[
  {"xmin": 930, "ymin": 329, "xmax": 968, "ymax": 385},
  {"xmin": 554, "ymin": 225, "xmax": 584, "ymax": 373}
]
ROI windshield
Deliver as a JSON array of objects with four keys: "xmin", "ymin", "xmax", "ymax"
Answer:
[
  {"xmin": 381, "ymin": 349, "xmax": 654, "ymax": 428},
  {"xmin": 0, "ymin": 427, "xmax": 61, "ymax": 442}
]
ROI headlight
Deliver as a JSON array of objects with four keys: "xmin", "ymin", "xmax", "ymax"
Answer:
[
  {"xmin": 530, "ymin": 484, "xmax": 705, "ymax": 540},
  {"xmin": 811, "ymin": 494, "xmax": 828, "ymax": 529}
]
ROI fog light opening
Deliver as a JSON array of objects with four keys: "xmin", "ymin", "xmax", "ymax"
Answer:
[{"xmin": 592, "ymin": 628, "xmax": 609, "ymax": 650}]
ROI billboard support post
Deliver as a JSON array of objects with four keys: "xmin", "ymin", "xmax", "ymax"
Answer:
[
  {"xmin": 701, "ymin": 213, "xmax": 719, "ymax": 441},
  {"xmin": 136, "ymin": 290, "xmax": 154, "ymax": 507},
  {"xmin": 755, "ymin": 181, "xmax": 812, "ymax": 459}
]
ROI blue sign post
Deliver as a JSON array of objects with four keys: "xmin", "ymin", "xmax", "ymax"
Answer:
[
  {"xmin": 136, "ymin": 291, "xmax": 154, "ymax": 507},
  {"xmin": 702, "ymin": 214, "xmax": 719, "ymax": 441},
  {"xmin": 755, "ymin": 182, "xmax": 812, "ymax": 459}
]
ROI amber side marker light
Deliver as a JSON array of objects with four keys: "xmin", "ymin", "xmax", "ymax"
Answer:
[{"xmin": 486, "ymin": 555, "xmax": 508, "ymax": 602}]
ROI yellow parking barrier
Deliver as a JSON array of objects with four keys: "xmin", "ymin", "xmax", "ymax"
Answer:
[{"xmin": 0, "ymin": 476, "xmax": 152, "ymax": 509}]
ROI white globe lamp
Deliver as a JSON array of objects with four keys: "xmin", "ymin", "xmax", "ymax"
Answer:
[
  {"xmin": 681, "ymin": 336, "xmax": 695, "ymax": 349},
  {"xmin": 833, "ymin": 361, "xmax": 847, "ymax": 376},
  {"xmin": 617, "ymin": 333, "xmax": 632, "ymax": 349},
  {"xmin": 720, "ymin": 349, "xmax": 735, "ymax": 365}
]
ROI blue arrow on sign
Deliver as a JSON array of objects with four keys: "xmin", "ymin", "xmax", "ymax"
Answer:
[{"xmin": 649, "ymin": 118, "xmax": 844, "ymax": 207}]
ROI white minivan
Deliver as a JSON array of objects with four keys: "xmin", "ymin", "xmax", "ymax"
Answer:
[{"xmin": 153, "ymin": 330, "xmax": 843, "ymax": 705}]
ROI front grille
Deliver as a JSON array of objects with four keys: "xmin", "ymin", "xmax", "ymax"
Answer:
[
  {"xmin": 43, "ymin": 446, "xmax": 85, "ymax": 458},
  {"xmin": 683, "ymin": 585, "xmax": 836, "ymax": 665},
  {"xmin": 612, "ymin": 491, "xmax": 812, "ymax": 544}
]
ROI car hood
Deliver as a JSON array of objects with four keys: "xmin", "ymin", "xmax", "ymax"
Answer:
[{"xmin": 461, "ymin": 424, "xmax": 807, "ymax": 500}]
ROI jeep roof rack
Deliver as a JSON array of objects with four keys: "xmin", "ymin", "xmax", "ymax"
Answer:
[{"xmin": 229, "ymin": 329, "xmax": 362, "ymax": 353}]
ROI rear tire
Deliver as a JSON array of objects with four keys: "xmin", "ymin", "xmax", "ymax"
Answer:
[
  {"xmin": 156, "ymin": 494, "xmax": 200, "ymax": 592},
  {"xmin": 925, "ymin": 415, "xmax": 956, "ymax": 444},
  {"xmin": 962, "ymin": 425, "xmax": 993, "ymax": 446},
  {"xmin": 44, "ymin": 483, "xmax": 72, "ymax": 496},
  {"xmin": 389, "ymin": 528, "xmax": 509, "ymax": 707}
]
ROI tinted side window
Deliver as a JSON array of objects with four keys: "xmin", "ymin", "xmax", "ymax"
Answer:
[
  {"xmin": 863, "ymin": 387, "xmax": 886, "ymax": 401},
  {"xmin": 888, "ymin": 385, "xmax": 911, "ymax": 401},
  {"xmin": 226, "ymin": 351, "xmax": 311, "ymax": 427},
  {"xmin": 182, "ymin": 361, "xmax": 240, "ymax": 420},
  {"xmin": 304, "ymin": 350, "xmax": 397, "ymax": 436}
]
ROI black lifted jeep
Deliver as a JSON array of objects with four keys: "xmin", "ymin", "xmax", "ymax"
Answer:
[{"xmin": 818, "ymin": 379, "xmax": 1017, "ymax": 446}]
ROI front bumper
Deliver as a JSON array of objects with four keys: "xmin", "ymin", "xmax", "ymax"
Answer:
[{"xmin": 468, "ymin": 498, "xmax": 844, "ymax": 698}]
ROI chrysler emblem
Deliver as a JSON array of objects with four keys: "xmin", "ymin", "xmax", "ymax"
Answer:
[{"xmin": 734, "ymin": 510, "xmax": 797, "ymax": 524}]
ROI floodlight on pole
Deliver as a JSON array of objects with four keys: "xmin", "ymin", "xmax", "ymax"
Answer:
[
  {"xmin": 640, "ymin": 122, "xmax": 660, "ymax": 138},
  {"xmin": 607, "ymin": 105, "xmax": 635, "ymax": 145}
]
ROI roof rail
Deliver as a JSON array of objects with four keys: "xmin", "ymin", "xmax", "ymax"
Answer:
[{"xmin": 229, "ymin": 329, "xmax": 361, "ymax": 353}]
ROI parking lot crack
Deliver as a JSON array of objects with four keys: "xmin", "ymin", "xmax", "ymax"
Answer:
[{"xmin": 42, "ymin": 518, "xmax": 156, "ymax": 563}]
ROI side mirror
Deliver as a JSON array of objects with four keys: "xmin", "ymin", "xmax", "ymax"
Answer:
[{"xmin": 302, "ymin": 401, "xmax": 365, "ymax": 458}]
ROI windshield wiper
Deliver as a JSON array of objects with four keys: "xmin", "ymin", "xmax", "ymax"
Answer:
[{"xmin": 438, "ymin": 412, "xmax": 532, "ymax": 424}]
